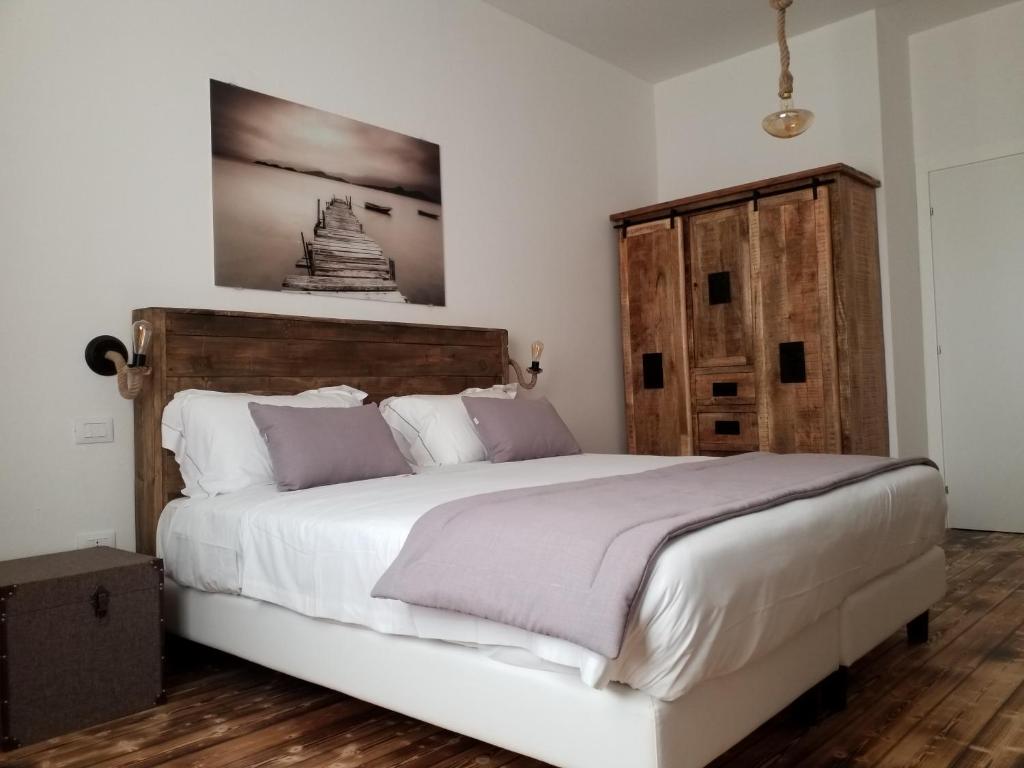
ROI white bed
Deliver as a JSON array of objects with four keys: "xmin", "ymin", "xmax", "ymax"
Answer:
[
  {"xmin": 160, "ymin": 453, "xmax": 946, "ymax": 766},
  {"xmin": 138, "ymin": 309, "xmax": 947, "ymax": 768}
]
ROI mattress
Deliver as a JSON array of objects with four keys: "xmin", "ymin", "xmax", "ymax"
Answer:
[{"xmin": 157, "ymin": 453, "xmax": 946, "ymax": 700}]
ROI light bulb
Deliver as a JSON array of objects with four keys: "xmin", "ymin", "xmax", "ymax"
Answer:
[
  {"xmin": 527, "ymin": 340, "xmax": 544, "ymax": 375},
  {"xmin": 762, "ymin": 98, "xmax": 814, "ymax": 139},
  {"xmin": 131, "ymin": 319, "xmax": 153, "ymax": 367}
]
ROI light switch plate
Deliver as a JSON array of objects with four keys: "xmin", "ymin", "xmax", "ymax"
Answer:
[{"xmin": 74, "ymin": 416, "xmax": 114, "ymax": 444}]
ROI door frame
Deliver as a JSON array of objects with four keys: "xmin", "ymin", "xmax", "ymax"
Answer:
[{"xmin": 917, "ymin": 138, "xmax": 1024, "ymax": 479}]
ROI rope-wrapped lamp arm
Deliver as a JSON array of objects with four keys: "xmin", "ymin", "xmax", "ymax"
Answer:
[
  {"xmin": 507, "ymin": 340, "xmax": 544, "ymax": 390},
  {"xmin": 104, "ymin": 349, "xmax": 151, "ymax": 400},
  {"xmin": 508, "ymin": 358, "xmax": 539, "ymax": 390},
  {"xmin": 84, "ymin": 319, "xmax": 154, "ymax": 400}
]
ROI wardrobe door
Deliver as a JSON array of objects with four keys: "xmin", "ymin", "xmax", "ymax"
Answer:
[
  {"xmin": 751, "ymin": 187, "xmax": 841, "ymax": 453},
  {"xmin": 688, "ymin": 205, "xmax": 754, "ymax": 368},
  {"xmin": 619, "ymin": 220, "xmax": 692, "ymax": 455}
]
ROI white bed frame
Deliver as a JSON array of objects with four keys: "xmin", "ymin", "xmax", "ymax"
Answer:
[
  {"xmin": 137, "ymin": 309, "xmax": 946, "ymax": 768},
  {"xmin": 165, "ymin": 545, "xmax": 944, "ymax": 768}
]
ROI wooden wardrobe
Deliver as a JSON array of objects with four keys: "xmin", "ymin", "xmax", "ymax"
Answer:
[{"xmin": 611, "ymin": 164, "xmax": 888, "ymax": 457}]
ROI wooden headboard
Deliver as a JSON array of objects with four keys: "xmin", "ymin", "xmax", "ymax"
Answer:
[{"xmin": 133, "ymin": 308, "xmax": 509, "ymax": 554}]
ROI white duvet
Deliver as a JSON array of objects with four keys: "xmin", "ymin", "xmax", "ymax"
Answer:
[{"xmin": 157, "ymin": 453, "xmax": 946, "ymax": 701}]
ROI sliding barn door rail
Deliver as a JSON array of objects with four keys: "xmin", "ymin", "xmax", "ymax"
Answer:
[{"xmin": 614, "ymin": 177, "xmax": 834, "ymax": 238}]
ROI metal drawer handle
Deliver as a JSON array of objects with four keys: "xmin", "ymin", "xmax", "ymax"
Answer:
[
  {"xmin": 779, "ymin": 341, "xmax": 807, "ymax": 383},
  {"xmin": 711, "ymin": 382, "xmax": 739, "ymax": 397},
  {"xmin": 714, "ymin": 420, "xmax": 741, "ymax": 436},
  {"xmin": 642, "ymin": 353, "xmax": 664, "ymax": 389},
  {"xmin": 708, "ymin": 271, "xmax": 732, "ymax": 305}
]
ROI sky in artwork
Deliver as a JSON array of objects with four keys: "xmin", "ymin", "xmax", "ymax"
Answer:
[{"xmin": 210, "ymin": 79, "xmax": 441, "ymax": 201}]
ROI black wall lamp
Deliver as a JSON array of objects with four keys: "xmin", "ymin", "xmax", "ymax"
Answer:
[
  {"xmin": 85, "ymin": 320, "xmax": 154, "ymax": 399},
  {"xmin": 508, "ymin": 340, "xmax": 544, "ymax": 390}
]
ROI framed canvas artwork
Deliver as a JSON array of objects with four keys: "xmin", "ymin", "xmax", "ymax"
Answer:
[{"xmin": 210, "ymin": 80, "xmax": 444, "ymax": 306}]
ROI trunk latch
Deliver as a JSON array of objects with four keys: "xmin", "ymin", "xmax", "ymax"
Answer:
[{"xmin": 91, "ymin": 586, "xmax": 110, "ymax": 619}]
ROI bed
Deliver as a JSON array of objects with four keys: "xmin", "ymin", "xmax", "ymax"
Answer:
[{"xmin": 134, "ymin": 307, "xmax": 947, "ymax": 768}]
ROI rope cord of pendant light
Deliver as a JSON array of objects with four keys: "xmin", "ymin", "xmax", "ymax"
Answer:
[{"xmin": 770, "ymin": 0, "xmax": 794, "ymax": 99}]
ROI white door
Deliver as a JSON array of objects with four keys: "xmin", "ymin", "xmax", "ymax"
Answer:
[{"xmin": 930, "ymin": 153, "xmax": 1024, "ymax": 532}]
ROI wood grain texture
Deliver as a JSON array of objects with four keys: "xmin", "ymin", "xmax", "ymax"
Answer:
[
  {"xmin": 133, "ymin": 308, "xmax": 167, "ymax": 560},
  {"xmin": 814, "ymin": 188, "xmax": 842, "ymax": 455},
  {"xmin": 696, "ymin": 411, "xmax": 759, "ymax": 452},
  {"xmin": 7, "ymin": 531, "xmax": 1022, "ymax": 768},
  {"xmin": 617, "ymin": 166, "xmax": 888, "ymax": 460},
  {"xmin": 687, "ymin": 206, "xmax": 754, "ymax": 369},
  {"xmin": 609, "ymin": 164, "xmax": 881, "ymax": 223},
  {"xmin": 619, "ymin": 221, "xmax": 692, "ymax": 455},
  {"xmin": 750, "ymin": 188, "xmax": 840, "ymax": 454},
  {"xmin": 830, "ymin": 175, "xmax": 890, "ymax": 456},
  {"xmin": 133, "ymin": 309, "xmax": 508, "ymax": 555},
  {"xmin": 693, "ymin": 370, "xmax": 757, "ymax": 408}
]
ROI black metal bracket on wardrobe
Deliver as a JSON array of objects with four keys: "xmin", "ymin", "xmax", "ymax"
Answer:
[{"xmin": 614, "ymin": 177, "xmax": 834, "ymax": 235}]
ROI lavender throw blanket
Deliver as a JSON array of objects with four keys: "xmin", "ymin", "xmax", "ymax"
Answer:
[{"xmin": 372, "ymin": 453, "xmax": 938, "ymax": 658}]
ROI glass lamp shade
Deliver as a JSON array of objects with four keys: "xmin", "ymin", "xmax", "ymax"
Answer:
[
  {"xmin": 762, "ymin": 99, "xmax": 814, "ymax": 139},
  {"xmin": 528, "ymin": 340, "xmax": 544, "ymax": 373},
  {"xmin": 131, "ymin": 319, "xmax": 154, "ymax": 367}
]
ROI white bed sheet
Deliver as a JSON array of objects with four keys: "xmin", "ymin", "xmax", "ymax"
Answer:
[{"xmin": 157, "ymin": 453, "xmax": 945, "ymax": 701}]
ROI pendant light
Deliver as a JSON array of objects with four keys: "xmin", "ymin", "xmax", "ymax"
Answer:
[{"xmin": 762, "ymin": 0, "xmax": 814, "ymax": 139}]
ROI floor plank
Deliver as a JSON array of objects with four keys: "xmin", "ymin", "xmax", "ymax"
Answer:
[{"xmin": 4, "ymin": 530, "xmax": 1024, "ymax": 768}]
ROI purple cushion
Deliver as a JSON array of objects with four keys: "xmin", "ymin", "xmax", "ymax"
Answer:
[
  {"xmin": 248, "ymin": 403, "xmax": 410, "ymax": 491},
  {"xmin": 461, "ymin": 396, "xmax": 582, "ymax": 463}
]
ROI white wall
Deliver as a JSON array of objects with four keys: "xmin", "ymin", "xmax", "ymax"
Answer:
[
  {"xmin": 910, "ymin": 1, "xmax": 1024, "ymax": 166},
  {"xmin": 3, "ymin": 0, "xmax": 1019, "ymax": 560},
  {"xmin": 653, "ymin": 12, "xmax": 884, "ymax": 201},
  {"xmin": 909, "ymin": 0, "xmax": 1024, "ymax": 466},
  {"xmin": 0, "ymin": 0, "xmax": 656, "ymax": 558},
  {"xmin": 874, "ymin": 4, "xmax": 929, "ymax": 458}
]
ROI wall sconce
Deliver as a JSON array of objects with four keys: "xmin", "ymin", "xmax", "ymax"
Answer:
[
  {"xmin": 508, "ymin": 340, "xmax": 544, "ymax": 390},
  {"xmin": 84, "ymin": 320, "xmax": 153, "ymax": 399}
]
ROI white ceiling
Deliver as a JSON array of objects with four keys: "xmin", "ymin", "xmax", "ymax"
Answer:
[{"xmin": 482, "ymin": 0, "xmax": 1000, "ymax": 83}]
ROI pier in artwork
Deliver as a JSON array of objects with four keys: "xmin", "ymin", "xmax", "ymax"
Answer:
[{"xmin": 283, "ymin": 196, "xmax": 406, "ymax": 302}]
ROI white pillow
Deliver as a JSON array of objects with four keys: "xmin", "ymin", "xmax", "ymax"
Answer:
[
  {"xmin": 380, "ymin": 384, "xmax": 517, "ymax": 467},
  {"xmin": 161, "ymin": 385, "xmax": 366, "ymax": 498}
]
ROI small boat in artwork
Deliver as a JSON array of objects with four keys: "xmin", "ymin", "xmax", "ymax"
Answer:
[
  {"xmin": 417, "ymin": 209, "xmax": 440, "ymax": 220},
  {"xmin": 364, "ymin": 201, "xmax": 392, "ymax": 215}
]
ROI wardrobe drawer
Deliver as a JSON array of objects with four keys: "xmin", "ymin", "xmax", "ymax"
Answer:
[
  {"xmin": 697, "ymin": 412, "xmax": 759, "ymax": 452},
  {"xmin": 694, "ymin": 371, "xmax": 756, "ymax": 407}
]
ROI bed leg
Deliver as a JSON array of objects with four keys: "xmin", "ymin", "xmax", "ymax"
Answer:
[
  {"xmin": 793, "ymin": 684, "xmax": 823, "ymax": 727},
  {"xmin": 907, "ymin": 610, "xmax": 929, "ymax": 645},
  {"xmin": 823, "ymin": 666, "xmax": 848, "ymax": 712},
  {"xmin": 794, "ymin": 666, "xmax": 849, "ymax": 726}
]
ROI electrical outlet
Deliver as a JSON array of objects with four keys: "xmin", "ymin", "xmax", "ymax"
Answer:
[{"xmin": 76, "ymin": 530, "xmax": 116, "ymax": 549}]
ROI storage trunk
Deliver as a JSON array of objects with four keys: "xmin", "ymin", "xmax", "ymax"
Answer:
[{"xmin": 0, "ymin": 547, "xmax": 164, "ymax": 750}]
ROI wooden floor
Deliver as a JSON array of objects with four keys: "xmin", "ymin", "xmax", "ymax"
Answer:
[{"xmin": 4, "ymin": 530, "xmax": 1023, "ymax": 768}]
